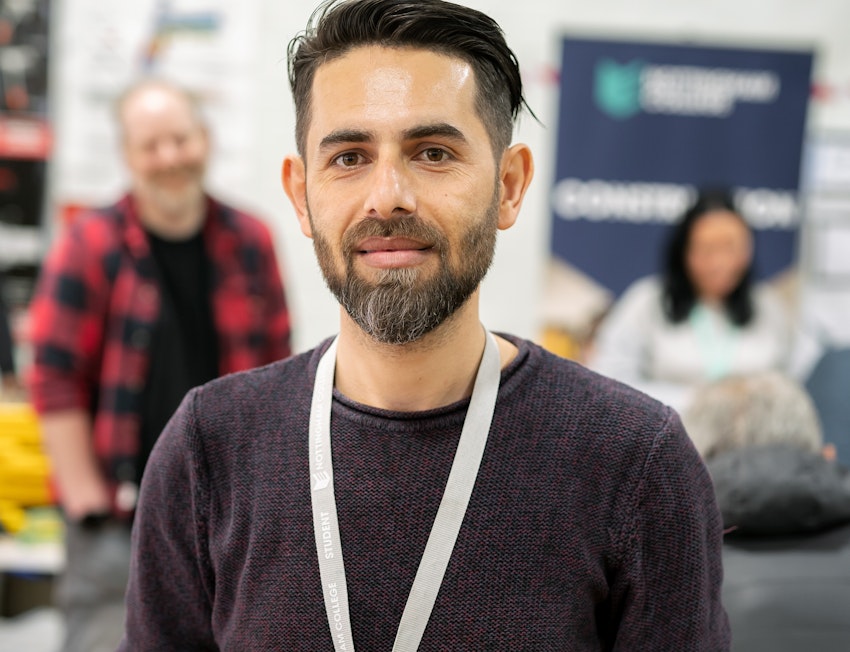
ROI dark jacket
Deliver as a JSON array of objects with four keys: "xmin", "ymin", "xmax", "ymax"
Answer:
[{"xmin": 709, "ymin": 444, "xmax": 850, "ymax": 651}]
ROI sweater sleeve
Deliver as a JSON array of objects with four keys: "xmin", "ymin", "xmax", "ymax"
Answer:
[
  {"xmin": 120, "ymin": 388, "xmax": 218, "ymax": 651},
  {"xmin": 610, "ymin": 408, "xmax": 731, "ymax": 650}
]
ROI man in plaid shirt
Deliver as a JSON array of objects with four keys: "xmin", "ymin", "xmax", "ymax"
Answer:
[{"xmin": 27, "ymin": 78, "xmax": 291, "ymax": 652}]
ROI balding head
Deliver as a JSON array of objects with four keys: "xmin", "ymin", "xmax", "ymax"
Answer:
[
  {"xmin": 115, "ymin": 78, "xmax": 206, "ymax": 141},
  {"xmin": 115, "ymin": 78, "xmax": 210, "ymax": 239}
]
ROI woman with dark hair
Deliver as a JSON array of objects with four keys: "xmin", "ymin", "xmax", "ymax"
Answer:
[{"xmin": 590, "ymin": 190, "xmax": 790, "ymax": 411}]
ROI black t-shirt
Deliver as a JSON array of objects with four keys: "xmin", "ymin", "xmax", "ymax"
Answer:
[{"xmin": 138, "ymin": 231, "xmax": 219, "ymax": 477}]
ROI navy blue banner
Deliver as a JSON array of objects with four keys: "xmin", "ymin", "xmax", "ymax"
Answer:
[{"xmin": 551, "ymin": 37, "xmax": 814, "ymax": 297}]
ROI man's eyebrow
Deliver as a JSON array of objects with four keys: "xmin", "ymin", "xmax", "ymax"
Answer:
[
  {"xmin": 317, "ymin": 123, "xmax": 468, "ymax": 152},
  {"xmin": 318, "ymin": 129, "xmax": 375, "ymax": 152},
  {"xmin": 403, "ymin": 123, "xmax": 467, "ymax": 144}
]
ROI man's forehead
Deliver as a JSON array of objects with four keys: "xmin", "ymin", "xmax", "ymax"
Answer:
[
  {"xmin": 121, "ymin": 87, "xmax": 200, "ymax": 137},
  {"xmin": 123, "ymin": 87, "xmax": 181, "ymax": 118},
  {"xmin": 314, "ymin": 45, "xmax": 473, "ymax": 91},
  {"xmin": 306, "ymin": 45, "xmax": 480, "ymax": 142}
]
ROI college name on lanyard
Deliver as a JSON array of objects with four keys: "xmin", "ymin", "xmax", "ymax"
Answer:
[{"xmin": 309, "ymin": 328, "xmax": 501, "ymax": 652}]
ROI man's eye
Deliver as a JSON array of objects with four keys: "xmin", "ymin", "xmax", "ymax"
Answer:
[
  {"xmin": 335, "ymin": 153, "xmax": 361, "ymax": 167},
  {"xmin": 422, "ymin": 148, "xmax": 447, "ymax": 162}
]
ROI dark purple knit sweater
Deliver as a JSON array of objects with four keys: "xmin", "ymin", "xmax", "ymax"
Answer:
[{"xmin": 121, "ymin": 335, "xmax": 730, "ymax": 650}]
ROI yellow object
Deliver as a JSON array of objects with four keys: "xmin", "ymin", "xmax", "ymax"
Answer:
[
  {"xmin": 0, "ymin": 500, "xmax": 26, "ymax": 534},
  {"xmin": 540, "ymin": 326, "xmax": 583, "ymax": 361},
  {"xmin": 0, "ymin": 403, "xmax": 53, "ymax": 532}
]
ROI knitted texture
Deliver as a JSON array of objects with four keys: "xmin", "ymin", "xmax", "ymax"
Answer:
[{"xmin": 122, "ymin": 336, "xmax": 730, "ymax": 650}]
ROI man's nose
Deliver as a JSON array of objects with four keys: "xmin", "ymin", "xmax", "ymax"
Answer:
[
  {"xmin": 363, "ymin": 156, "xmax": 416, "ymax": 219},
  {"xmin": 154, "ymin": 141, "xmax": 181, "ymax": 167}
]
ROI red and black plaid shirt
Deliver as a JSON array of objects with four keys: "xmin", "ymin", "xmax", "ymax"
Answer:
[{"xmin": 28, "ymin": 193, "xmax": 291, "ymax": 497}]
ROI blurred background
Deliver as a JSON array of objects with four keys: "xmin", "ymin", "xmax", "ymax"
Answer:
[
  {"xmin": 1, "ymin": 0, "xmax": 849, "ymax": 648},
  {"xmin": 0, "ymin": 0, "xmax": 848, "ymax": 353}
]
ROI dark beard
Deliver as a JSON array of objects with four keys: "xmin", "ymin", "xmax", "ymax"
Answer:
[{"xmin": 312, "ymin": 196, "xmax": 499, "ymax": 345}]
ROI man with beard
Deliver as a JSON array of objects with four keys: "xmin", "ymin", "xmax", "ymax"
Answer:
[
  {"xmin": 120, "ymin": 2, "xmax": 729, "ymax": 650},
  {"xmin": 27, "ymin": 79, "xmax": 291, "ymax": 652}
]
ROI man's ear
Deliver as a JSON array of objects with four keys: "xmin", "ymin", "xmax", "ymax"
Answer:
[
  {"xmin": 282, "ymin": 154, "xmax": 312, "ymax": 238},
  {"xmin": 497, "ymin": 143, "xmax": 534, "ymax": 231}
]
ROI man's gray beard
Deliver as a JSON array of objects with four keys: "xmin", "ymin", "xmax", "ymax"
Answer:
[
  {"xmin": 143, "ymin": 168, "xmax": 206, "ymax": 218},
  {"xmin": 312, "ymin": 199, "xmax": 498, "ymax": 345}
]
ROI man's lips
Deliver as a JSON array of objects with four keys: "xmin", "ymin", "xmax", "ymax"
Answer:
[
  {"xmin": 354, "ymin": 237, "xmax": 434, "ymax": 268},
  {"xmin": 355, "ymin": 236, "xmax": 433, "ymax": 253}
]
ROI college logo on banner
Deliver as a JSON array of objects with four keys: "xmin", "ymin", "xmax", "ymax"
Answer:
[
  {"xmin": 551, "ymin": 37, "xmax": 814, "ymax": 297},
  {"xmin": 595, "ymin": 60, "xmax": 643, "ymax": 119}
]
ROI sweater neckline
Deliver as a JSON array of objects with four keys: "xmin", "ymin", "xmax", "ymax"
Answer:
[{"xmin": 329, "ymin": 333, "xmax": 530, "ymax": 423}]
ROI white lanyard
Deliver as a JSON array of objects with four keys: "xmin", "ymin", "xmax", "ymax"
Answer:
[{"xmin": 309, "ymin": 329, "xmax": 501, "ymax": 652}]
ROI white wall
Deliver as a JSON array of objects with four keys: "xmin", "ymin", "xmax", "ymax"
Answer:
[{"xmin": 56, "ymin": 0, "xmax": 850, "ymax": 353}]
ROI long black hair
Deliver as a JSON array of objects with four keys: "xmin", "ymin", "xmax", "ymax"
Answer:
[{"xmin": 661, "ymin": 190, "xmax": 755, "ymax": 325}]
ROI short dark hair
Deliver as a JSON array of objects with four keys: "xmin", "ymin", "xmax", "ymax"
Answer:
[
  {"xmin": 661, "ymin": 189, "xmax": 755, "ymax": 325},
  {"xmin": 287, "ymin": 0, "xmax": 531, "ymax": 157}
]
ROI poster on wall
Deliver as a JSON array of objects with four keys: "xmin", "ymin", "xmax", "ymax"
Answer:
[
  {"xmin": 549, "ymin": 36, "xmax": 814, "ymax": 311},
  {"xmin": 54, "ymin": 0, "xmax": 262, "ymax": 208}
]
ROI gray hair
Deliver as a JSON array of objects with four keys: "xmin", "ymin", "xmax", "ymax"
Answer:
[{"xmin": 682, "ymin": 371, "xmax": 823, "ymax": 459}]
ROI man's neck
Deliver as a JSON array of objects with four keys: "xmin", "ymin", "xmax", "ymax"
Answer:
[
  {"xmin": 333, "ymin": 298, "xmax": 517, "ymax": 412},
  {"xmin": 135, "ymin": 193, "xmax": 206, "ymax": 241}
]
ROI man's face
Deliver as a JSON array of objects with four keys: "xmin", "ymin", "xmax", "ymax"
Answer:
[
  {"xmin": 121, "ymin": 87, "xmax": 209, "ymax": 217},
  {"xmin": 293, "ymin": 46, "xmax": 505, "ymax": 344}
]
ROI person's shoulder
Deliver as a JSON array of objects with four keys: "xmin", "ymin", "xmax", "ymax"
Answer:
[
  {"xmin": 208, "ymin": 195, "xmax": 271, "ymax": 241},
  {"xmin": 502, "ymin": 336, "xmax": 685, "ymax": 490},
  {"xmin": 601, "ymin": 275, "xmax": 665, "ymax": 325},
  {"xmin": 504, "ymin": 334, "xmax": 673, "ymax": 429},
  {"xmin": 45, "ymin": 197, "xmax": 130, "ymax": 267},
  {"xmin": 620, "ymin": 275, "xmax": 663, "ymax": 302},
  {"xmin": 64, "ymin": 197, "xmax": 128, "ymax": 238}
]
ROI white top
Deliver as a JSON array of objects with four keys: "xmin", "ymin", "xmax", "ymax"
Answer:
[{"xmin": 589, "ymin": 276, "xmax": 791, "ymax": 412}]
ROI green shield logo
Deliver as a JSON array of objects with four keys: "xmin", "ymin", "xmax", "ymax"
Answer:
[{"xmin": 594, "ymin": 59, "xmax": 643, "ymax": 119}]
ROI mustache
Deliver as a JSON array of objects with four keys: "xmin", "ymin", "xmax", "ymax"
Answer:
[
  {"xmin": 342, "ymin": 215, "xmax": 447, "ymax": 253},
  {"xmin": 150, "ymin": 164, "xmax": 204, "ymax": 178}
]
